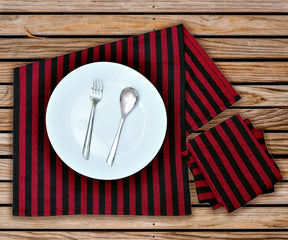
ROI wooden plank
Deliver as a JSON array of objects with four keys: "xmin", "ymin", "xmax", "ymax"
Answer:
[
  {"xmin": 0, "ymin": 159, "xmax": 11, "ymax": 180},
  {"xmin": 0, "ymin": 206, "xmax": 288, "ymax": 229},
  {"xmin": 0, "ymin": 109, "xmax": 13, "ymax": 131},
  {"xmin": 2, "ymin": 109, "xmax": 288, "ymax": 132},
  {"xmin": 2, "ymin": 62, "xmax": 288, "ymax": 83},
  {"xmin": 199, "ymin": 108, "xmax": 288, "ymax": 131},
  {"xmin": 1, "ymin": 38, "xmax": 288, "ymax": 59},
  {"xmin": 0, "ymin": 231, "xmax": 288, "ymax": 240},
  {"xmin": 1, "ymin": 85, "xmax": 288, "ymax": 107},
  {"xmin": 217, "ymin": 62, "xmax": 288, "ymax": 83},
  {"xmin": 2, "ymin": 15, "xmax": 288, "ymax": 36},
  {"xmin": 2, "ymin": 180, "xmax": 288, "ymax": 205},
  {"xmin": 0, "ymin": 0, "xmax": 288, "ymax": 13}
]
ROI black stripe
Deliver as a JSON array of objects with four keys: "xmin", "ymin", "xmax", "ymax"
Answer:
[
  {"xmin": 144, "ymin": 32, "xmax": 154, "ymax": 215},
  {"xmin": 87, "ymin": 177, "xmax": 93, "ymax": 214},
  {"xmin": 87, "ymin": 47, "xmax": 94, "ymax": 64},
  {"xmin": 194, "ymin": 174, "xmax": 205, "ymax": 182},
  {"xmin": 99, "ymin": 180, "xmax": 105, "ymax": 214},
  {"xmin": 210, "ymin": 127, "xmax": 257, "ymax": 200},
  {"xmin": 25, "ymin": 63, "xmax": 32, "ymax": 216},
  {"xmin": 182, "ymin": 154, "xmax": 192, "ymax": 215},
  {"xmin": 185, "ymin": 120, "xmax": 194, "ymax": 134},
  {"xmin": 220, "ymin": 120, "xmax": 268, "ymax": 193},
  {"xmin": 111, "ymin": 180, "xmax": 118, "ymax": 215},
  {"xmin": 122, "ymin": 38, "xmax": 128, "ymax": 66},
  {"xmin": 184, "ymin": 43, "xmax": 230, "ymax": 106},
  {"xmin": 50, "ymin": 57, "xmax": 58, "ymax": 215},
  {"xmin": 74, "ymin": 172, "xmax": 81, "ymax": 214},
  {"xmin": 231, "ymin": 116, "xmax": 278, "ymax": 184},
  {"xmin": 186, "ymin": 63, "xmax": 222, "ymax": 114},
  {"xmin": 199, "ymin": 198, "xmax": 219, "ymax": 206},
  {"xmin": 133, "ymin": 35, "xmax": 142, "ymax": 215},
  {"xmin": 75, "ymin": 51, "xmax": 82, "ymax": 68},
  {"xmin": 37, "ymin": 60, "xmax": 45, "ymax": 216},
  {"xmin": 190, "ymin": 140, "xmax": 235, "ymax": 212},
  {"xmin": 12, "ymin": 67, "xmax": 20, "ymax": 216},
  {"xmin": 166, "ymin": 27, "xmax": 179, "ymax": 215},
  {"xmin": 197, "ymin": 186, "xmax": 213, "ymax": 194},
  {"xmin": 123, "ymin": 177, "xmax": 130, "ymax": 215},
  {"xmin": 155, "ymin": 28, "xmax": 166, "ymax": 215},
  {"xmin": 122, "ymin": 38, "xmax": 130, "ymax": 215},
  {"xmin": 185, "ymin": 79, "xmax": 213, "ymax": 123},
  {"xmin": 62, "ymin": 54, "xmax": 70, "ymax": 215},
  {"xmin": 110, "ymin": 41, "xmax": 117, "ymax": 62},
  {"xmin": 200, "ymin": 133, "xmax": 247, "ymax": 206},
  {"xmin": 99, "ymin": 44, "xmax": 105, "ymax": 61}
]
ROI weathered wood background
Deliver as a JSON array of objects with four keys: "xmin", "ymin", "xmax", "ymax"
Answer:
[{"xmin": 0, "ymin": 0, "xmax": 288, "ymax": 239}]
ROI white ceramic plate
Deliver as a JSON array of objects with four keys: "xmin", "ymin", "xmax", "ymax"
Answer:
[{"xmin": 46, "ymin": 62, "xmax": 167, "ymax": 180}]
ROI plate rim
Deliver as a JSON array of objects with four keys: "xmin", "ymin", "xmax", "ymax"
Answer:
[{"xmin": 46, "ymin": 61, "xmax": 167, "ymax": 180}]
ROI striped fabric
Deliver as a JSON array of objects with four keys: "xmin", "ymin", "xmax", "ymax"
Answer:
[
  {"xmin": 13, "ymin": 24, "xmax": 240, "ymax": 216},
  {"xmin": 186, "ymin": 114, "xmax": 282, "ymax": 213}
]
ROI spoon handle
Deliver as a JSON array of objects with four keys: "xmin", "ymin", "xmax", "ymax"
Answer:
[{"xmin": 106, "ymin": 117, "xmax": 125, "ymax": 167}]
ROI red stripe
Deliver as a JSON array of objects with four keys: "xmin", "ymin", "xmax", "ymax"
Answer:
[
  {"xmin": 129, "ymin": 175, "xmax": 136, "ymax": 215},
  {"xmin": 43, "ymin": 59, "xmax": 51, "ymax": 216},
  {"xmin": 105, "ymin": 43, "xmax": 111, "ymax": 61},
  {"xmin": 205, "ymin": 130, "xmax": 252, "ymax": 202},
  {"xmin": 117, "ymin": 180, "xmax": 124, "ymax": 215},
  {"xmin": 214, "ymin": 124, "xmax": 262, "ymax": 195},
  {"xmin": 197, "ymin": 192, "xmax": 216, "ymax": 200},
  {"xmin": 69, "ymin": 52, "xmax": 76, "ymax": 72},
  {"xmin": 18, "ymin": 66, "xmax": 26, "ymax": 216},
  {"xmin": 93, "ymin": 180, "xmax": 99, "ymax": 214},
  {"xmin": 116, "ymin": 40, "xmax": 122, "ymax": 63},
  {"xmin": 195, "ymin": 138, "xmax": 241, "ymax": 210},
  {"xmin": 81, "ymin": 49, "xmax": 88, "ymax": 65},
  {"xmin": 160, "ymin": 28, "xmax": 173, "ymax": 215},
  {"xmin": 185, "ymin": 109, "xmax": 198, "ymax": 132},
  {"xmin": 31, "ymin": 62, "xmax": 39, "ymax": 216},
  {"xmin": 140, "ymin": 168, "xmax": 148, "ymax": 215},
  {"xmin": 93, "ymin": 46, "xmax": 99, "ymax": 62},
  {"xmin": 127, "ymin": 37, "xmax": 134, "ymax": 68},
  {"xmin": 196, "ymin": 180, "xmax": 209, "ymax": 187},
  {"xmin": 55, "ymin": 56, "xmax": 64, "ymax": 215},
  {"xmin": 105, "ymin": 181, "xmax": 111, "ymax": 215},
  {"xmin": 149, "ymin": 31, "xmax": 161, "ymax": 215},
  {"xmin": 68, "ymin": 168, "xmax": 75, "ymax": 215},
  {"xmin": 81, "ymin": 175, "xmax": 87, "ymax": 214},
  {"xmin": 171, "ymin": 26, "xmax": 185, "ymax": 215}
]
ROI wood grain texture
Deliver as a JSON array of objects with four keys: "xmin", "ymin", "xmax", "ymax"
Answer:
[
  {"xmin": 0, "ymin": 159, "xmax": 12, "ymax": 180},
  {"xmin": 0, "ymin": 207, "xmax": 288, "ymax": 229},
  {"xmin": 1, "ymin": 85, "xmax": 288, "ymax": 108},
  {"xmin": 0, "ymin": 109, "xmax": 13, "ymax": 131},
  {"xmin": 1, "ymin": 231, "xmax": 288, "ymax": 240},
  {"xmin": 2, "ymin": 62, "xmax": 288, "ymax": 83},
  {"xmin": 2, "ymin": 15, "xmax": 288, "ymax": 36},
  {"xmin": 1, "ymin": 38, "xmax": 288, "ymax": 59},
  {"xmin": 0, "ymin": 0, "xmax": 288, "ymax": 12}
]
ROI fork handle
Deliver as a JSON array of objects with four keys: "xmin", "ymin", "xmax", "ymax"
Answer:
[{"xmin": 82, "ymin": 103, "xmax": 96, "ymax": 160}]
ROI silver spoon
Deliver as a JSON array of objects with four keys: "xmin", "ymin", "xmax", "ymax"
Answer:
[{"xmin": 106, "ymin": 87, "xmax": 138, "ymax": 167}]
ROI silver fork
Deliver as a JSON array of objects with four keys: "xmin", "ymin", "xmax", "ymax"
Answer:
[{"xmin": 82, "ymin": 79, "xmax": 103, "ymax": 160}]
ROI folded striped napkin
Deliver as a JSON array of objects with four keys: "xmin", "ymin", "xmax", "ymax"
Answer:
[{"xmin": 185, "ymin": 114, "xmax": 282, "ymax": 213}]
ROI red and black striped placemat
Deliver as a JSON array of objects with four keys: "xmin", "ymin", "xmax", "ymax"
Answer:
[{"xmin": 13, "ymin": 24, "xmax": 240, "ymax": 216}]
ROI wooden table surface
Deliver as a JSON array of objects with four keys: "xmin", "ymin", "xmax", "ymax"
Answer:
[{"xmin": 0, "ymin": 0, "xmax": 288, "ymax": 239}]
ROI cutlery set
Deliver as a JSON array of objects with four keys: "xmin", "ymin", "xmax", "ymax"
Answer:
[{"xmin": 82, "ymin": 79, "xmax": 138, "ymax": 167}]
